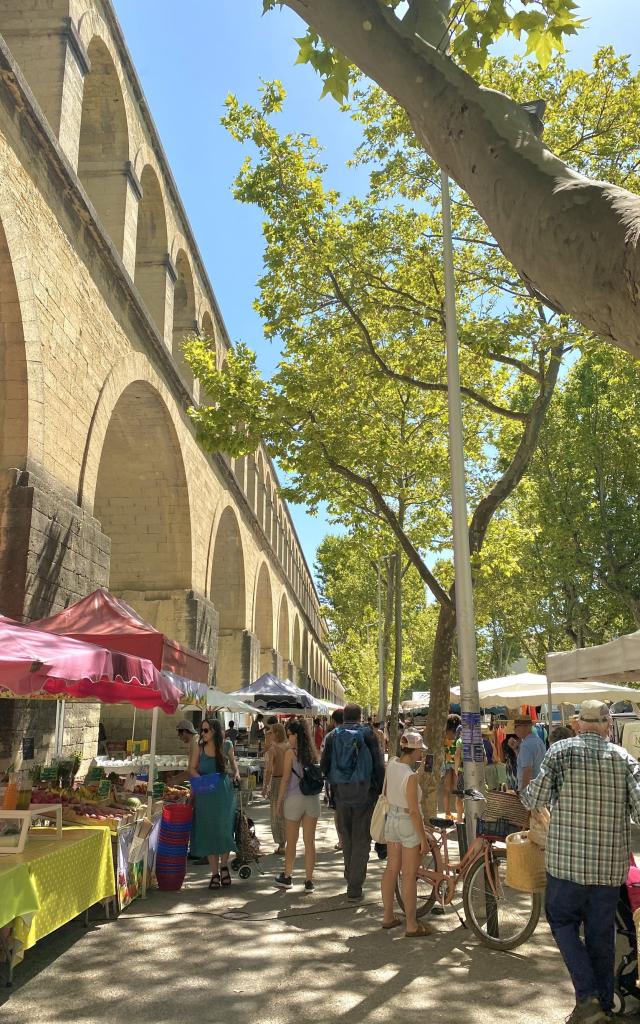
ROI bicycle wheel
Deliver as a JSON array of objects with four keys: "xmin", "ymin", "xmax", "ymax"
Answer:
[
  {"xmin": 394, "ymin": 840, "xmax": 439, "ymax": 919},
  {"xmin": 462, "ymin": 848, "xmax": 542, "ymax": 950}
]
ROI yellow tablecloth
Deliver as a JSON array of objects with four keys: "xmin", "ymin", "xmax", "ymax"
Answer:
[{"xmin": 0, "ymin": 826, "xmax": 115, "ymax": 963}]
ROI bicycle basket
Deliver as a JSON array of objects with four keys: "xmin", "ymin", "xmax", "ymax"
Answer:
[
  {"xmin": 484, "ymin": 791, "xmax": 530, "ymax": 829},
  {"xmin": 476, "ymin": 817, "xmax": 520, "ymax": 839}
]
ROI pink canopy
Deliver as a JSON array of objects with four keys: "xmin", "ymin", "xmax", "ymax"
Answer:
[
  {"xmin": 0, "ymin": 615, "xmax": 180, "ymax": 713},
  {"xmin": 30, "ymin": 588, "xmax": 209, "ymax": 683}
]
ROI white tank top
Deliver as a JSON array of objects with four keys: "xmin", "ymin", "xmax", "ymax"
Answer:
[{"xmin": 385, "ymin": 759, "xmax": 414, "ymax": 809}]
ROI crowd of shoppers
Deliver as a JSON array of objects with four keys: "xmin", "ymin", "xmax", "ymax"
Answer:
[{"xmin": 189, "ymin": 695, "xmax": 640, "ymax": 1022}]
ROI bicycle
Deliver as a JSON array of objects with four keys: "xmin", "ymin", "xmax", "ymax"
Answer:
[{"xmin": 394, "ymin": 789, "xmax": 542, "ymax": 950}]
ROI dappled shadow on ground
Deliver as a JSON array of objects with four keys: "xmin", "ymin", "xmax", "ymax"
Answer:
[{"xmin": 3, "ymin": 800, "xmax": 640, "ymax": 1024}]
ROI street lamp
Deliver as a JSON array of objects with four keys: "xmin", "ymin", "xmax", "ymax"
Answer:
[
  {"xmin": 440, "ymin": 99, "xmax": 545, "ymax": 840},
  {"xmin": 440, "ymin": 167, "xmax": 484, "ymax": 839},
  {"xmin": 376, "ymin": 553, "xmax": 395, "ymax": 719}
]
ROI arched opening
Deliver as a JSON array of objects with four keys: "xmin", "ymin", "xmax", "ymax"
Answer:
[
  {"xmin": 292, "ymin": 616, "xmax": 302, "ymax": 678},
  {"xmin": 277, "ymin": 594, "xmax": 290, "ymax": 664},
  {"xmin": 256, "ymin": 453, "xmax": 265, "ymax": 529},
  {"xmin": 77, "ymin": 38, "xmax": 129, "ymax": 254},
  {"xmin": 172, "ymin": 250, "xmax": 196, "ymax": 391},
  {"xmin": 201, "ymin": 312, "xmax": 215, "ymax": 348},
  {"xmin": 301, "ymin": 630, "xmax": 309, "ymax": 686},
  {"xmin": 94, "ymin": 381, "xmax": 192, "ymax": 591},
  {"xmin": 209, "ymin": 507, "xmax": 247, "ymax": 691},
  {"xmin": 0, "ymin": 217, "xmax": 28, "ymax": 470},
  {"xmin": 264, "ymin": 474, "xmax": 272, "ymax": 545},
  {"xmin": 210, "ymin": 507, "xmax": 246, "ymax": 630},
  {"xmin": 254, "ymin": 562, "xmax": 274, "ymax": 675},
  {"xmin": 134, "ymin": 166, "xmax": 168, "ymax": 335}
]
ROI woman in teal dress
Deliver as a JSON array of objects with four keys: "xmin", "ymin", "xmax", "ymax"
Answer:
[{"xmin": 190, "ymin": 718, "xmax": 239, "ymax": 889}]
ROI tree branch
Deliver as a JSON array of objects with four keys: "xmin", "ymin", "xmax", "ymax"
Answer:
[
  {"xmin": 281, "ymin": 0, "xmax": 640, "ymax": 355},
  {"xmin": 327, "ymin": 266, "xmax": 529, "ymax": 422},
  {"xmin": 319, "ymin": 445, "xmax": 454, "ymax": 610}
]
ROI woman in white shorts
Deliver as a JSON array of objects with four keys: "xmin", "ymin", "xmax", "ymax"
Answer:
[
  {"xmin": 381, "ymin": 728, "xmax": 431, "ymax": 937},
  {"xmin": 274, "ymin": 718, "xmax": 320, "ymax": 892}
]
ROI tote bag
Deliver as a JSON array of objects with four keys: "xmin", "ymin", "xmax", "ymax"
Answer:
[{"xmin": 370, "ymin": 768, "xmax": 390, "ymax": 843}]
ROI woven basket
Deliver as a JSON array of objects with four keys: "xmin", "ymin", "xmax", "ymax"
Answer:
[
  {"xmin": 485, "ymin": 790, "xmax": 530, "ymax": 829},
  {"xmin": 505, "ymin": 831, "xmax": 546, "ymax": 893}
]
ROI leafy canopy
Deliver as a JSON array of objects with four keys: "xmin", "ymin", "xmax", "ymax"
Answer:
[{"xmin": 262, "ymin": 0, "xmax": 585, "ymax": 100}]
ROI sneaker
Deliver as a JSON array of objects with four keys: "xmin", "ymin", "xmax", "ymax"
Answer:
[
  {"xmin": 347, "ymin": 887, "xmax": 363, "ymax": 902},
  {"xmin": 565, "ymin": 999, "xmax": 608, "ymax": 1024},
  {"xmin": 274, "ymin": 873, "xmax": 292, "ymax": 889},
  {"xmin": 304, "ymin": 879, "xmax": 315, "ymax": 893}
]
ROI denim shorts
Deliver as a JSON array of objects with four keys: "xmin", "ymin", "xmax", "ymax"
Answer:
[
  {"xmin": 384, "ymin": 805, "xmax": 421, "ymax": 848},
  {"xmin": 284, "ymin": 792, "xmax": 321, "ymax": 821}
]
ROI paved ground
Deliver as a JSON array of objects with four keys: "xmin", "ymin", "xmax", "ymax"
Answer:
[{"xmin": 3, "ymin": 800, "xmax": 639, "ymax": 1024}]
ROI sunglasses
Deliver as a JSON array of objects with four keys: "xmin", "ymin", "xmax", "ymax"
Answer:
[{"xmin": 200, "ymin": 727, "xmax": 211, "ymax": 735}]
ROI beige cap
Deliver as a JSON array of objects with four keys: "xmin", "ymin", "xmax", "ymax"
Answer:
[
  {"xmin": 579, "ymin": 700, "xmax": 610, "ymax": 723},
  {"xmin": 400, "ymin": 728, "xmax": 426, "ymax": 751}
]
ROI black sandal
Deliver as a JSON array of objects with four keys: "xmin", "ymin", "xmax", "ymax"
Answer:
[
  {"xmin": 208, "ymin": 873, "xmax": 221, "ymax": 889},
  {"xmin": 220, "ymin": 866, "xmax": 232, "ymax": 887}
]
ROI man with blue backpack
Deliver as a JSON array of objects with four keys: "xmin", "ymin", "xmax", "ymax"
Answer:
[{"xmin": 321, "ymin": 703, "xmax": 385, "ymax": 901}]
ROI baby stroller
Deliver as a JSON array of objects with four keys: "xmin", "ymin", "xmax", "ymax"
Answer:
[
  {"xmin": 612, "ymin": 861, "xmax": 640, "ymax": 1015},
  {"xmin": 230, "ymin": 788, "xmax": 263, "ymax": 880}
]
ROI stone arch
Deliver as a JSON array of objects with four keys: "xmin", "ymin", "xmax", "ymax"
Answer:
[
  {"xmin": 134, "ymin": 164, "xmax": 168, "ymax": 335},
  {"xmin": 253, "ymin": 561, "xmax": 274, "ymax": 675},
  {"xmin": 172, "ymin": 249, "xmax": 196, "ymax": 391},
  {"xmin": 292, "ymin": 615, "xmax": 302, "ymax": 671},
  {"xmin": 77, "ymin": 35, "xmax": 131, "ymax": 256},
  {"xmin": 302, "ymin": 629, "xmax": 309, "ymax": 682},
  {"xmin": 201, "ymin": 311, "xmax": 215, "ymax": 346},
  {"xmin": 264, "ymin": 473, "xmax": 272, "ymax": 544},
  {"xmin": 0, "ymin": 213, "xmax": 38, "ymax": 469},
  {"xmin": 277, "ymin": 593, "xmax": 290, "ymax": 663},
  {"xmin": 93, "ymin": 380, "xmax": 192, "ymax": 592},
  {"xmin": 209, "ymin": 506, "xmax": 246, "ymax": 630},
  {"xmin": 78, "ymin": 352, "xmax": 193, "ymax": 513},
  {"xmin": 256, "ymin": 452, "xmax": 265, "ymax": 529}
]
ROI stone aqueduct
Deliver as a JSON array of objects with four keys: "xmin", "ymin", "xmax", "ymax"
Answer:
[{"xmin": 0, "ymin": 0, "xmax": 342, "ymax": 760}]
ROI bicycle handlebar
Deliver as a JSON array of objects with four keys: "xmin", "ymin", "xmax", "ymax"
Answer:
[{"xmin": 453, "ymin": 787, "xmax": 487, "ymax": 801}]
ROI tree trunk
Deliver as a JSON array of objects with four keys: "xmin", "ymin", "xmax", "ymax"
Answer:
[
  {"xmin": 282, "ymin": 0, "xmax": 640, "ymax": 356},
  {"xmin": 419, "ymin": 596, "xmax": 456, "ymax": 819},
  {"xmin": 388, "ymin": 550, "xmax": 403, "ymax": 753}
]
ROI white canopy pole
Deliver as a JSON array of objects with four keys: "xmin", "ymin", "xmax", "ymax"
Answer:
[
  {"xmin": 147, "ymin": 705, "xmax": 159, "ymax": 818},
  {"xmin": 54, "ymin": 699, "xmax": 66, "ymax": 757},
  {"xmin": 547, "ymin": 675, "xmax": 553, "ymax": 736},
  {"xmin": 142, "ymin": 704, "xmax": 160, "ymax": 900}
]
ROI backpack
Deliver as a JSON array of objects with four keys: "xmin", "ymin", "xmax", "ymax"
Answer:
[
  {"xmin": 293, "ymin": 762, "xmax": 324, "ymax": 796},
  {"xmin": 328, "ymin": 726, "xmax": 373, "ymax": 786}
]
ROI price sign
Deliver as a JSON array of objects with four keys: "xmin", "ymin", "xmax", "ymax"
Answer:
[
  {"xmin": 85, "ymin": 766, "xmax": 104, "ymax": 783},
  {"xmin": 40, "ymin": 766, "xmax": 58, "ymax": 782},
  {"xmin": 22, "ymin": 736, "xmax": 35, "ymax": 760},
  {"xmin": 152, "ymin": 781, "xmax": 165, "ymax": 799},
  {"xmin": 97, "ymin": 779, "xmax": 111, "ymax": 799}
]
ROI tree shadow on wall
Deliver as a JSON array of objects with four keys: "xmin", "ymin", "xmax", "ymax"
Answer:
[{"xmin": 26, "ymin": 519, "xmax": 75, "ymax": 620}]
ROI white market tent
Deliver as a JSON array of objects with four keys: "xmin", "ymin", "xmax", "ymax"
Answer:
[
  {"xmin": 450, "ymin": 672, "xmax": 640, "ymax": 708},
  {"xmin": 547, "ymin": 631, "xmax": 640, "ymax": 685}
]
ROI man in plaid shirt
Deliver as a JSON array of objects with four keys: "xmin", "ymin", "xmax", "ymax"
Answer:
[{"xmin": 521, "ymin": 700, "xmax": 640, "ymax": 1024}]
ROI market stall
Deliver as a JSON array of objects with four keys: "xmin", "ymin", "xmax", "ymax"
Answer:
[
  {"xmin": 450, "ymin": 672, "xmax": 640, "ymax": 727},
  {"xmin": 0, "ymin": 826, "xmax": 114, "ymax": 981},
  {"xmin": 0, "ymin": 614, "xmax": 182, "ymax": 935},
  {"xmin": 28, "ymin": 589, "xmax": 209, "ymax": 814}
]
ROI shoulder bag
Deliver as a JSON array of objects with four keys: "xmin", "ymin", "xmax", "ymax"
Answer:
[{"xmin": 370, "ymin": 762, "xmax": 392, "ymax": 843}]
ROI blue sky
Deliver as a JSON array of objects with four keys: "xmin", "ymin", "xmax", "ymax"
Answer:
[{"xmin": 113, "ymin": 0, "xmax": 640, "ymax": 577}]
